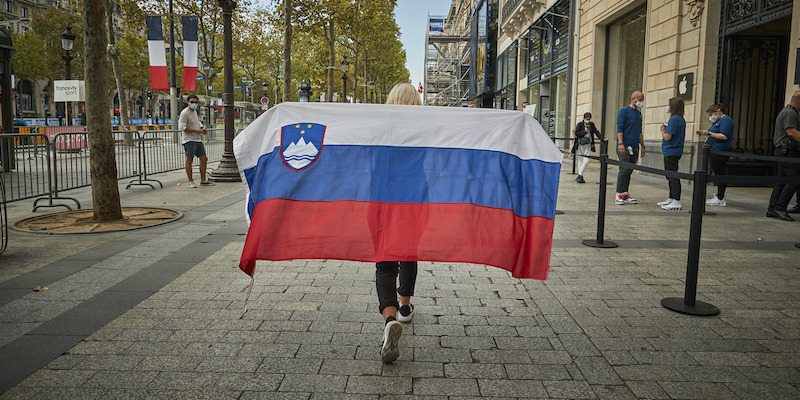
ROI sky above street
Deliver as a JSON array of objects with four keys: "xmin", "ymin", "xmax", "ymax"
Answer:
[
  {"xmin": 394, "ymin": 0, "xmax": 452, "ymax": 91},
  {"xmin": 253, "ymin": 0, "xmax": 452, "ymax": 95}
]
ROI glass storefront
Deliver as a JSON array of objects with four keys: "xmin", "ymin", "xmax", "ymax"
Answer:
[
  {"xmin": 522, "ymin": 0, "xmax": 570, "ymax": 140},
  {"xmin": 603, "ymin": 6, "xmax": 646, "ymax": 139},
  {"xmin": 495, "ymin": 41, "xmax": 517, "ymax": 110}
]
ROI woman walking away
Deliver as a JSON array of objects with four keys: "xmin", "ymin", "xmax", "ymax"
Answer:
[
  {"xmin": 374, "ymin": 83, "xmax": 423, "ymax": 363},
  {"xmin": 572, "ymin": 112, "xmax": 604, "ymax": 183},
  {"xmin": 697, "ymin": 103, "xmax": 734, "ymax": 206},
  {"xmin": 658, "ymin": 97, "xmax": 686, "ymax": 210}
]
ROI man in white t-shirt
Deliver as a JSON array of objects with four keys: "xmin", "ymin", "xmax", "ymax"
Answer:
[{"xmin": 179, "ymin": 95, "xmax": 213, "ymax": 188}]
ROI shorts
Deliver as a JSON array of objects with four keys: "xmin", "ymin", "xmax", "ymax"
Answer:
[{"xmin": 183, "ymin": 141, "xmax": 206, "ymax": 159}]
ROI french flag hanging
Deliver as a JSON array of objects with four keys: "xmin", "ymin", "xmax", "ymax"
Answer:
[
  {"xmin": 182, "ymin": 16, "xmax": 198, "ymax": 92},
  {"xmin": 234, "ymin": 103, "xmax": 562, "ymax": 280},
  {"xmin": 146, "ymin": 16, "xmax": 168, "ymax": 91}
]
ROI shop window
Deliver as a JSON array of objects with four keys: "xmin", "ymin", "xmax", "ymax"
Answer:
[
  {"xmin": 18, "ymin": 80, "xmax": 34, "ymax": 112},
  {"xmin": 603, "ymin": 6, "xmax": 647, "ymax": 140}
]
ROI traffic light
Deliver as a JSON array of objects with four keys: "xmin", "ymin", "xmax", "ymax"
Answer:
[{"xmin": 146, "ymin": 91, "xmax": 152, "ymax": 100}]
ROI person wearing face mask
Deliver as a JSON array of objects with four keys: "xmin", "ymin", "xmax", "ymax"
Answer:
[
  {"xmin": 572, "ymin": 112, "xmax": 605, "ymax": 183},
  {"xmin": 179, "ymin": 94, "xmax": 212, "ymax": 188},
  {"xmin": 658, "ymin": 97, "xmax": 686, "ymax": 210},
  {"xmin": 615, "ymin": 91, "xmax": 645, "ymax": 205},
  {"xmin": 696, "ymin": 103, "xmax": 733, "ymax": 206}
]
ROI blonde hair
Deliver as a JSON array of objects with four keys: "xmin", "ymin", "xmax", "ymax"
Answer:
[{"xmin": 386, "ymin": 83, "xmax": 422, "ymax": 106}]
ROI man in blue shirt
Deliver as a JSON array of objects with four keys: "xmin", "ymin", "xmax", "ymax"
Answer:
[{"xmin": 615, "ymin": 91, "xmax": 646, "ymax": 205}]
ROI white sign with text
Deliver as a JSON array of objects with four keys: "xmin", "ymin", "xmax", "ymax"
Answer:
[{"xmin": 53, "ymin": 80, "xmax": 86, "ymax": 102}]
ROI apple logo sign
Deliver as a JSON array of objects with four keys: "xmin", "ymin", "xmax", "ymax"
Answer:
[{"xmin": 676, "ymin": 73, "xmax": 693, "ymax": 99}]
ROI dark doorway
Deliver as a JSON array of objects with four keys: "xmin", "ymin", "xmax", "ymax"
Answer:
[{"xmin": 715, "ymin": 0, "xmax": 793, "ymax": 179}]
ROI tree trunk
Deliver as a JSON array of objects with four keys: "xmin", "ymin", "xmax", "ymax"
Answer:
[
  {"xmin": 84, "ymin": 0, "xmax": 122, "ymax": 221},
  {"xmin": 324, "ymin": 20, "xmax": 334, "ymax": 102},
  {"xmin": 281, "ymin": 0, "xmax": 292, "ymax": 102}
]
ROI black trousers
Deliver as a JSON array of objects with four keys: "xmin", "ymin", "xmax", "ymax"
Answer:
[
  {"xmin": 663, "ymin": 156, "xmax": 681, "ymax": 200},
  {"xmin": 376, "ymin": 261, "xmax": 417, "ymax": 313},
  {"xmin": 708, "ymin": 153, "xmax": 730, "ymax": 199},
  {"xmin": 768, "ymin": 148, "xmax": 800, "ymax": 211}
]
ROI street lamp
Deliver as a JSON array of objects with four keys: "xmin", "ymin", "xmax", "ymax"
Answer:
[
  {"xmin": 209, "ymin": 0, "xmax": 240, "ymax": 182},
  {"xmin": 298, "ymin": 82, "xmax": 311, "ymax": 102},
  {"xmin": 368, "ymin": 81, "xmax": 375, "ymax": 104},
  {"xmin": 61, "ymin": 26, "xmax": 75, "ymax": 125},
  {"xmin": 340, "ymin": 56, "xmax": 349, "ymax": 103}
]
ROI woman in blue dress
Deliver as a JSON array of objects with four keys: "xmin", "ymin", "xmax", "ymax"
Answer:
[{"xmin": 697, "ymin": 103, "xmax": 734, "ymax": 206}]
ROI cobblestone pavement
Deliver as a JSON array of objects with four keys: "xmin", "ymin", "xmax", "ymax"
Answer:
[{"xmin": 0, "ymin": 159, "xmax": 798, "ymax": 399}]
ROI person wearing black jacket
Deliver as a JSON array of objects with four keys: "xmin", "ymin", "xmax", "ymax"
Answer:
[{"xmin": 572, "ymin": 112, "xmax": 605, "ymax": 183}]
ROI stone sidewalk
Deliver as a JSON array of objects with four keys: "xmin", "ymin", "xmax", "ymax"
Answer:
[{"xmin": 0, "ymin": 159, "xmax": 798, "ymax": 399}]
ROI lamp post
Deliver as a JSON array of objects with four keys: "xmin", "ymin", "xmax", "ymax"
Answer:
[
  {"xmin": 298, "ymin": 82, "xmax": 311, "ymax": 102},
  {"xmin": 209, "ymin": 0, "xmax": 240, "ymax": 182},
  {"xmin": 368, "ymin": 81, "xmax": 375, "ymax": 104},
  {"xmin": 340, "ymin": 56, "xmax": 348, "ymax": 103},
  {"xmin": 61, "ymin": 26, "xmax": 75, "ymax": 126}
]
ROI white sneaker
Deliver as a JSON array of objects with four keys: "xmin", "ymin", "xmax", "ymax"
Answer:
[
  {"xmin": 615, "ymin": 193, "xmax": 625, "ymax": 205},
  {"xmin": 657, "ymin": 198, "xmax": 674, "ymax": 206},
  {"xmin": 187, "ymin": 181, "xmax": 197, "ymax": 188},
  {"xmin": 381, "ymin": 320, "xmax": 402, "ymax": 363},
  {"xmin": 397, "ymin": 304, "xmax": 414, "ymax": 323},
  {"xmin": 662, "ymin": 200, "xmax": 682, "ymax": 210},
  {"xmin": 707, "ymin": 195, "xmax": 726, "ymax": 206},
  {"xmin": 622, "ymin": 192, "xmax": 637, "ymax": 204}
]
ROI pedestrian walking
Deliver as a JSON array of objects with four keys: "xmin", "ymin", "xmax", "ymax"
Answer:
[
  {"xmin": 180, "ymin": 95, "xmax": 213, "ymax": 188},
  {"xmin": 375, "ymin": 83, "xmax": 422, "ymax": 363},
  {"xmin": 615, "ymin": 91, "xmax": 645, "ymax": 204},
  {"xmin": 766, "ymin": 90, "xmax": 800, "ymax": 221},
  {"xmin": 658, "ymin": 97, "xmax": 686, "ymax": 210},
  {"xmin": 572, "ymin": 112, "xmax": 605, "ymax": 183},
  {"xmin": 696, "ymin": 103, "xmax": 733, "ymax": 206}
]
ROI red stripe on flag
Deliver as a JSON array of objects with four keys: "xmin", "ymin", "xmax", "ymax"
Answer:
[
  {"xmin": 182, "ymin": 66, "xmax": 197, "ymax": 91},
  {"xmin": 239, "ymin": 199, "xmax": 553, "ymax": 280},
  {"xmin": 150, "ymin": 66, "xmax": 169, "ymax": 90}
]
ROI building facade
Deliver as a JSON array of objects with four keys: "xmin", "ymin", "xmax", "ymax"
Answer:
[{"xmin": 450, "ymin": 0, "xmax": 800, "ymax": 173}]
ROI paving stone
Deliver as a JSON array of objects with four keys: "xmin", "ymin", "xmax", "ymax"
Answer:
[
  {"xmin": 278, "ymin": 374, "xmax": 347, "ymax": 393},
  {"xmin": 15, "ymin": 369, "xmax": 95, "ymax": 388},
  {"xmin": 543, "ymin": 380, "xmax": 597, "ymax": 399},
  {"xmin": 625, "ymin": 380, "xmax": 671, "ymax": 399},
  {"xmin": 381, "ymin": 361, "xmax": 444, "ymax": 378},
  {"xmin": 736, "ymin": 366, "xmax": 800, "ymax": 383},
  {"xmin": 145, "ymin": 371, "xmax": 220, "ymax": 390},
  {"xmin": 82, "ymin": 371, "xmax": 159, "ymax": 389},
  {"xmin": 573, "ymin": 356, "xmax": 623, "ymax": 385},
  {"xmin": 477, "ymin": 379, "xmax": 547, "ymax": 397},
  {"xmin": 439, "ymin": 336, "xmax": 496, "ymax": 349},
  {"xmin": 444, "ymin": 363, "xmax": 506, "ymax": 379},
  {"xmin": 413, "ymin": 348, "xmax": 472, "ymax": 363},
  {"xmin": 658, "ymin": 381, "xmax": 740, "ymax": 400},
  {"xmin": 724, "ymin": 382, "xmax": 800, "ymax": 400},
  {"xmin": 504, "ymin": 364, "xmax": 570, "ymax": 380},
  {"xmin": 344, "ymin": 376, "xmax": 411, "ymax": 394},
  {"xmin": 413, "ymin": 378, "xmax": 480, "ymax": 396},
  {"xmin": 591, "ymin": 384, "xmax": 639, "ymax": 400},
  {"xmin": 614, "ymin": 365, "xmax": 685, "ymax": 381},
  {"xmin": 687, "ymin": 351, "xmax": 760, "ymax": 366},
  {"xmin": 135, "ymin": 356, "xmax": 204, "ymax": 372}
]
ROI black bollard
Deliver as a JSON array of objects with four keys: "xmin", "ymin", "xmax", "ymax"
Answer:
[
  {"xmin": 661, "ymin": 167, "xmax": 719, "ymax": 316},
  {"xmin": 583, "ymin": 140, "xmax": 618, "ymax": 248}
]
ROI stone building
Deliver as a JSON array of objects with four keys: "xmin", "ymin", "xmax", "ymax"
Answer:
[{"xmin": 450, "ymin": 0, "xmax": 800, "ymax": 173}]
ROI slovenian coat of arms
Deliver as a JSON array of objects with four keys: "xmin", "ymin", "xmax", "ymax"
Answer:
[{"xmin": 280, "ymin": 123, "xmax": 326, "ymax": 171}]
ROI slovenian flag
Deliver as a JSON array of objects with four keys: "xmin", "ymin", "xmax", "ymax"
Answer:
[
  {"xmin": 234, "ymin": 103, "xmax": 561, "ymax": 280},
  {"xmin": 146, "ymin": 16, "xmax": 168, "ymax": 91},
  {"xmin": 182, "ymin": 16, "xmax": 198, "ymax": 92}
]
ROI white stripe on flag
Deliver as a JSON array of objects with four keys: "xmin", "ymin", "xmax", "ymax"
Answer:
[
  {"xmin": 148, "ymin": 41, "xmax": 167, "ymax": 67},
  {"xmin": 183, "ymin": 41, "xmax": 198, "ymax": 68}
]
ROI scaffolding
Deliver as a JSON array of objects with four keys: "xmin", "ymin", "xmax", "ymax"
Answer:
[{"xmin": 423, "ymin": 3, "xmax": 472, "ymax": 107}]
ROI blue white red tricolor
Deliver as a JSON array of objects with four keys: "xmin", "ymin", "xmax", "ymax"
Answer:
[
  {"xmin": 145, "ymin": 16, "xmax": 168, "ymax": 91},
  {"xmin": 234, "ymin": 103, "xmax": 562, "ymax": 279},
  {"xmin": 181, "ymin": 16, "xmax": 198, "ymax": 92}
]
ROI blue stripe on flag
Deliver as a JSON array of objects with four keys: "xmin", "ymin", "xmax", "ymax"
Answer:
[
  {"xmin": 182, "ymin": 16, "xmax": 198, "ymax": 42},
  {"xmin": 146, "ymin": 16, "xmax": 163, "ymax": 41},
  {"xmin": 243, "ymin": 144, "xmax": 560, "ymax": 220}
]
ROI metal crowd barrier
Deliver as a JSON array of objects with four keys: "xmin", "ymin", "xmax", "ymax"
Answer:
[
  {"xmin": 0, "ymin": 128, "xmax": 229, "ymax": 209},
  {"xmin": 0, "ymin": 171, "xmax": 7, "ymax": 254},
  {"xmin": 582, "ymin": 141, "xmax": 800, "ymax": 317}
]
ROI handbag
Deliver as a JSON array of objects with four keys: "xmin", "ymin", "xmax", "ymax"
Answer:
[{"xmin": 578, "ymin": 134, "xmax": 591, "ymax": 145}]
